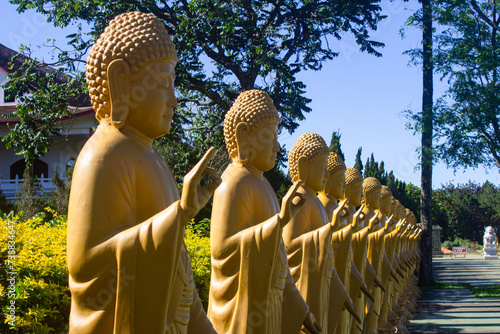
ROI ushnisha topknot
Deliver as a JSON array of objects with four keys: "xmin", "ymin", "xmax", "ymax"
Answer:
[
  {"xmin": 327, "ymin": 152, "xmax": 346, "ymax": 176},
  {"xmin": 362, "ymin": 177, "xmax": 382, "ymax": 195},
  {"xmin": 380, "ymin": 185, "xmax": 392, "ymax": 200},
  {"xmin": 345, "ymin": 168, "xmax": 363, "ymax": 185},
  {"xmin": 288, "ymin": 133, "xmax": 329, "ymax": 182},
  {"xmin": 86, "ymin": 11, "xmax": 178, "ymax": 122},
  {"xmin": 224, "ymin": 89, "xmax": 280, "ymax": 159}
]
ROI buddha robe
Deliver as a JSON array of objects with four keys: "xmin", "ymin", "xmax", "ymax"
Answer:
[
  {"xmin": 318, "ymin": 194, "xmax": 361, "ymax": 334},
  {"xmin": 67, "ymin": 123, "xmax": 215, "ymax": 334},
  {"xmin": 283, "ymin": 190, "xmax": 349, "ymax": 334},
  {"xmin": 208, "ymin": 163, "xmax": 308, "ymax": 334}
]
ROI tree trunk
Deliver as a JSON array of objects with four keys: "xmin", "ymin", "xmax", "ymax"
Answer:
[{"xmin": 419, "ymin": 0, "xmax": 434, "ymax": 286}]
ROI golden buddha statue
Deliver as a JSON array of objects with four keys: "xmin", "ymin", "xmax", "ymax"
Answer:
[
  {"xmin": 343, "ymin": 168, "xmax": 382, "ymax": 334},
  {"xmin": 208, "ymin": 90, "xmax": 320, "ymax": 334},
  {"xmin": 283, "ymin": 133, "xmax": 356, "ymax": 334},
  {"xmin": 362, "ymin": 177, "xmax": 393, "ymax": 334},
  {"xmin": 318, "ymin": 153, "xmax": 365, "ymax": 334},
  {"xmin": 67, "ymin": 12, "xmax": 221, "ymax": 334},
  {"xmin": 377, "ymin": 189, "xmax": 399, "ymax": 334}
]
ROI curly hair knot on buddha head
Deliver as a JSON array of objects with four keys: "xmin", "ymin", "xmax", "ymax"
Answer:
[
  {"xmin": 327, "ymin": 152, "xmax": 346, "ymax": 176},
  {"xmin": 288, "ymin": 133, "xmax": 329, "ymax": 182},
  {"xmin": 86, "ymin": 11, "xmax": 178, "ymax": 122},
  {"xmin": 223, "ymin": 90, "xmax": 280, "ymax": 159},
  {"xmin": 345, "ymin": 168, "xmax": 363, "ymax": 186},
  {"xmin": 362, "ymin": 177, "xmax": 382, "ymax": 196}
]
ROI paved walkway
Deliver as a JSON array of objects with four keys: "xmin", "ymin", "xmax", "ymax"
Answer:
[{"xmin": 409, "ymin": 254, "xmax": 500, "ymax": 333}]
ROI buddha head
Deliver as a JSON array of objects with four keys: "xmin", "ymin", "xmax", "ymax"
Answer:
[
  {"xmin": 86, "ymin": 11, "xmax": 178, "ymax": 138},
  {"xmin": 344, "ymin": 168, "xmax": 363, "ymax": 206},
  {"xmin": 324, "ymin": 152, "xmax": 346, "ymax": 199},
  {"xmin": 361, "ymin": 177, "xmax": 382, "ymax": 209},
  {"xmin": 380, "ymin": 186, "xmax": 393, "ymax": 216},
  {"xmin": 224, "ymin": 89, "xmax": 280, "ymax": 172},
  {"xmin": 288, "ymin": 133, "xmax": 329, "ymax": 192}
]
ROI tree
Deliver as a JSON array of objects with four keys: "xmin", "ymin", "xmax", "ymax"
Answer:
[
  {"xmin": 420, "ymin": 0, "xmax": 434, "ymax": 286},
  {"xmin": 364, "ymin": 153, "xmax": 380, "ymax": 178},
  {"xmin": 354, "ymin": 147, "xmax": 363, "ymax": 173},
  {"xmin": 2, "ymin": 48, "xmax": 87, "ymax": 168},
  {"xmin": 434, "ymin": 181, "xmax": 500, "ymax": 243},
  {"xmin": 328, "ymin": 130, "xmax": 345, "ymax": 161},
  {"xmin": 405, "ymin": 0, "xmax": 434, "ymax": 285},
  {"xmin": 407, "ymin": 0, "xmax": 500, "ymax": 170},
  {"xmin": 7, "ymin": 0, "xmax": 385, "ymax": 187}
]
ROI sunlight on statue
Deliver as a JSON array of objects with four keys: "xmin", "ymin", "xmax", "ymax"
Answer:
[
  {"xmin": 208, "ymin": 89, "xmax": 321, "ymax": 334},
  {"xmin": 283, "ymin": 133, "xmax": 358, "ymax": 334},
  {"xmin": 318, "ymin": 153, "xmax": 366, "ymax": 334},
  {"xmin": 67, "ymin": 11, "xmax": 220, "ymax": 334}
]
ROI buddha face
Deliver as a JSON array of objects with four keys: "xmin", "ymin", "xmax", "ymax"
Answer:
[
  {"xmin": 380, "ymin": 196, "xmax": 392, "ymax": 215},
  {"xmin": 347, "ymin": 181, "xmax": 363, "ymax": 206},
  {"xmin": 305, "ymin": 155, "xmax": 328, "ymax": 192},
  {"xmin": 365, "ymin": 188, "xmax": 382, "ymax": 209},
  {"xmin": 124, "ymin": 60, "xmax": 177, "ymax": 139},
  {"xmin": 246, "ymin": 122, "xmax": 279, "ymax": 172},
  {"xmin": 328, "ymin": 170, "xmax": 346, "ymax": 199}
]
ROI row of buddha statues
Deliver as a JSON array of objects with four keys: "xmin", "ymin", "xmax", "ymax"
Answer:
[{"xmin": 66, "ymin": 11, "xmax": 422, "ymax": 334}]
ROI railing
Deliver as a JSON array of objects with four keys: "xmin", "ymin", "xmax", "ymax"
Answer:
[{"xmin": 0, "ymin": 175, "xmax": 60, "ymax": 201}]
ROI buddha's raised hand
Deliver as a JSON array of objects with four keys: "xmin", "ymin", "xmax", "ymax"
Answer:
[
  {"xmin": 180, "ymin": 147, "xmax": 222, "ymax": 220},
  {"xmin": 280, "ymin": 180, "xmax": 305, "ymax": 228},
  {"xmin": 331, "ymin": 198, "xmax": 348, "ymax": 228}
]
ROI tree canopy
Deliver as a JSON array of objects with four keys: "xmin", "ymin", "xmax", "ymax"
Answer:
[
  {"xmin": 405, "ymin": 0, "xmax": 500, "ymax": 170},
  {"xmin": 328, "ymin": 130, "xmax": 345, "ymax": 161},
  {"xmin": 6, "ymin": 0, "xmax": 385, "ymax": 180}
]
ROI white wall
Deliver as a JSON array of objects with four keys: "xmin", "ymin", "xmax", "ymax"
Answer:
[{"xmin": 0, "ymin": 113, "xmax": 97, "ymax": 180}]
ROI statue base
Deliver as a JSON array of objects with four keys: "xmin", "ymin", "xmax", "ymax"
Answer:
[{"xmin": 483, "ymin": 247, "xmax": 499, "ymax": 260}]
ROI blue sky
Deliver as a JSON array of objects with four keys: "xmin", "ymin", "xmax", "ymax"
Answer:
[{"xmin": 1, "ymin": 0, "xmax": 498, "ymax": 188}]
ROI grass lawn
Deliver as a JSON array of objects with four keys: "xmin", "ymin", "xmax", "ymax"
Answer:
[{"xmin": 422, "ymin": 281, "xmax": 500, "ymax": 297}]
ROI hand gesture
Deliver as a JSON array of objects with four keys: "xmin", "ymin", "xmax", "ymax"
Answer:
[
  {"xmin": 331, "ymin": 198, "xmax": 348, "ymax": 228},
  {"xmin": 180, "ymin": 147, "xmax": 222, "ymax": 220},
  {"xmin": 279, "ymin": 180, "xmax": 305, "ymax": 227},
  {"xmin": 385, "ymin": 214, "xmax": 394, "ymax": 229},
  {"xmin": 352, "ymin": 204, "xmax": 365, "ymax": 229},
  {"xmin": 302, "ymin": 311, "xmax": 322, "ymax": 334},
  {"xmin": 368, "ymin": 214, "xmax": 380, "ymax": 230}
]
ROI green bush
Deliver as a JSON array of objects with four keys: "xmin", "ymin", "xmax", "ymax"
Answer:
[
  {"xmin": 0, "ymin": 208, "xmax": 69, "ymax": 333},
  {"xmin": 0, "ymin": 210, "xmax": 212, "ymax": 332}
]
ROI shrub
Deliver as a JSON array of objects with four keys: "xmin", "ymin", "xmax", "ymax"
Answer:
[
  {"xmin": 184, "ymin": 223, "xmax": 211, "ymax": 309},
  {"xmin": 0, "ymin": 211, "xmax": 212, "ymax": 332},
  {"xmin": 441, "ymin": 240, "xmax": 453, "ymax": 249},
  {"xmin": 0, "ymin": 208, "xmax": 69, "ymax": 333}
]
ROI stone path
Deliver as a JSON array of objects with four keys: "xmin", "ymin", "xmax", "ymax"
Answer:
[{"xmin": 409, "ymin": 255, "xmax": 500, "ymax": 333}]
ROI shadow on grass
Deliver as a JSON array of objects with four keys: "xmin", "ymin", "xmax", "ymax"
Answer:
[{"xmin": 421, "ymin": 281, "xmax": 500, "ymax": 297}]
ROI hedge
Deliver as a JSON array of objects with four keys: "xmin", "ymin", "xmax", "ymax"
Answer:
[{"xmin": 0, "ymin": 209, "xmax": 211, "ymax": 333}]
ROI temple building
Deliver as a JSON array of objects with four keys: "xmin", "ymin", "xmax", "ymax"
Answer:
[{"xmin": 0, "ymin": 43, "xmax": 96, "ymax": 201}]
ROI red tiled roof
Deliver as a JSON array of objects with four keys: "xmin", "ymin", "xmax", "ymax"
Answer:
[
  {"xmin": 0, "ymin": 105, "xmax": 95, "ymax": 125},
  {"xmin": 0, "ymin": 43, "xmax": 93, "ymax": 125}
]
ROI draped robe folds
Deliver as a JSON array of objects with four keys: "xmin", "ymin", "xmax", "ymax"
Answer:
[
  {"xmin": 283, "ymin": 190, "xmax": 349, "ymax": 334},
  {"xmin": 365, "ymin": 226, "xmax": 386, "ymax": 334},
  {"xmin": 350, "ymin": 226, "xmax": 372, "ymax": 334},
  {"xmin": 67, "ymin": 123, "xmax": 215, "ymax": 334},
  {"xmin": 378, "ymin": 228, "xmax": 399, "ymax": 330},
  {"xmin": 208, "ymin": 163, "xmax": 308, "ymax": 334}
]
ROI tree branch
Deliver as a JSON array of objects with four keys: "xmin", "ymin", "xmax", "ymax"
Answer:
[
  {"xmin": 177, "ymin": 98, "xmax": 216, "ymax": 106},
  {"xmin": 471, "ymin": 0, "xmax": 500, "ymax": 31}
]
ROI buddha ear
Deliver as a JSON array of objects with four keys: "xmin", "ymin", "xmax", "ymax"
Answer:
[
  {"xmin": 107, "ymin": 59, "xmax": 131, "ymax": 129},
  {"xmin": 297, "ymin": 156, "xmax": 308, "ymax": 183},
  {"xmin": 235, "ymin": 122, "xmax": 250, "ymax": 164}
]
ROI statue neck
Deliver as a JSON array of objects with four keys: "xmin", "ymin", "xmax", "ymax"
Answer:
[
  {"xmin": 122, "ymin": 124, "xmax": 154, "ymax": 152},
  {"xmin": 237, "ymin": 162, "xmax": 264, "ymax": 179}
]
